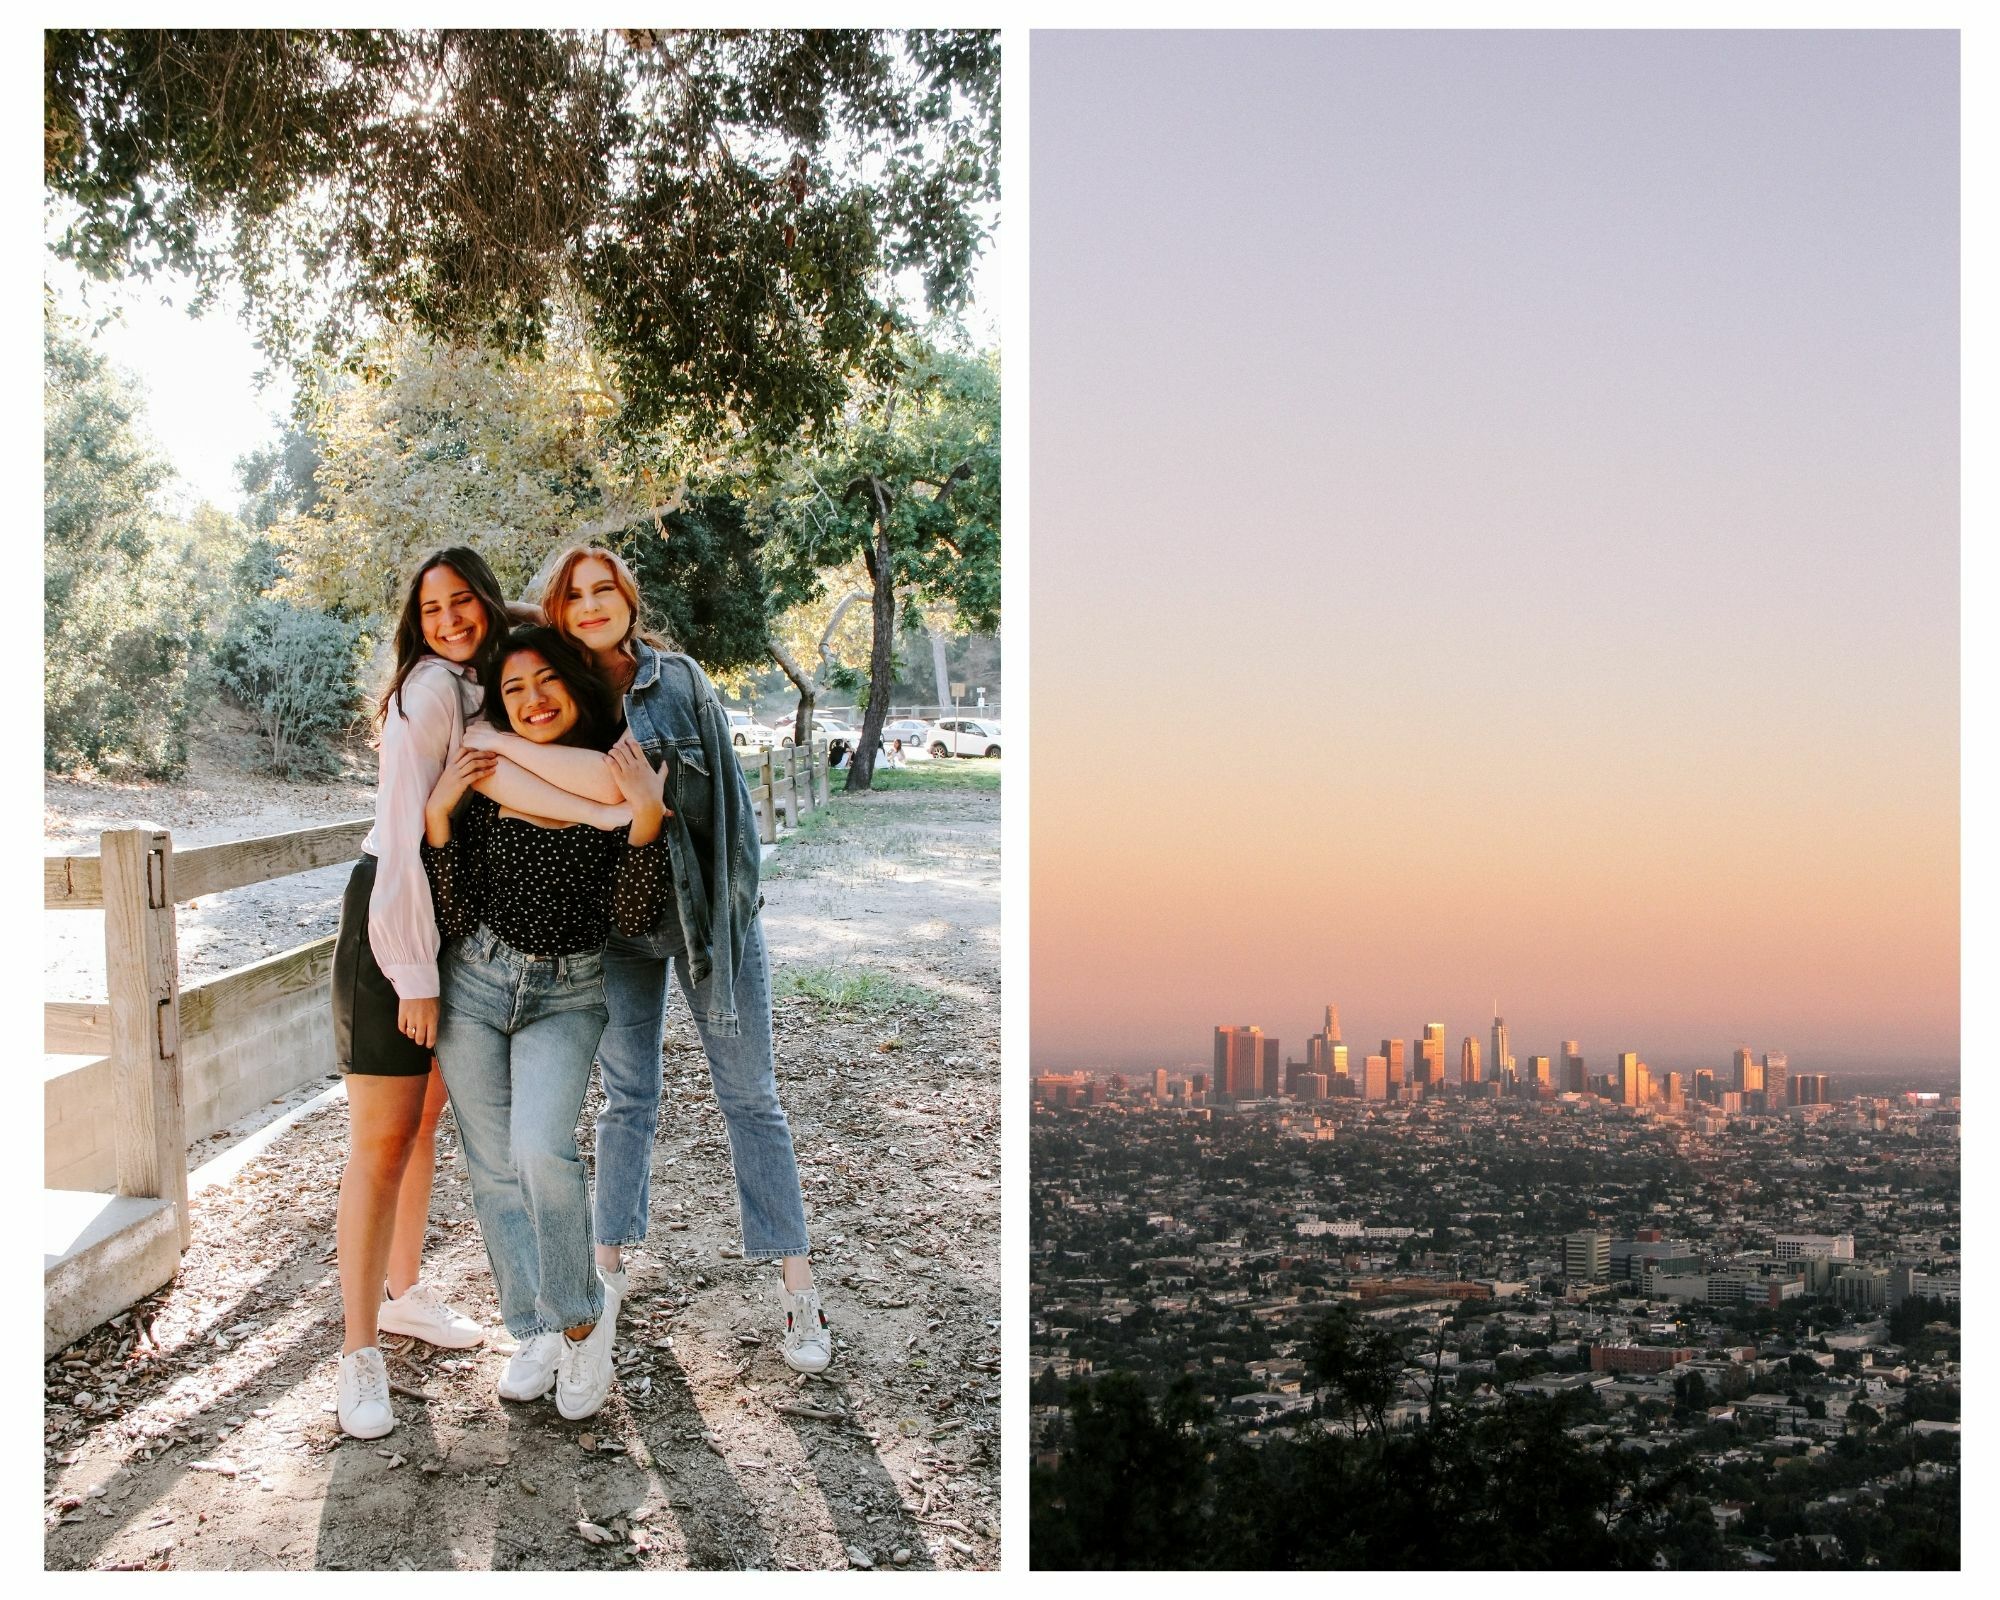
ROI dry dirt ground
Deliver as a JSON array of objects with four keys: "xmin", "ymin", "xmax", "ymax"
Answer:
[{"xmin": 43, "ymin": 725, "xmax": 1000, "ymax": 1571}]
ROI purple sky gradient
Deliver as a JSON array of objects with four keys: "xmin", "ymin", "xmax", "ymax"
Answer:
[{"xmin": 1031, "ymin": 30, "xmax": 1958, "ymax": 1078}]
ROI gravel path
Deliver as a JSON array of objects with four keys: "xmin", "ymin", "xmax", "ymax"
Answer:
[{"xmin": 42, "ymin": 732, "xmax": 1000, "ymax": 1572}]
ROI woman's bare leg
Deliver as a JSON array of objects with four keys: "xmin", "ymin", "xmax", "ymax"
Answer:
[
  {"xmin": 781, "ymin": 1254, "xmax": 813, "ymax": 1292},
  {"xmin": 384, "ymin": 1064, "xmax": 449, "ymax": 1297},
  {"xmin": 336, "ymin": 1073, "xmax": 432, "ymax": 1355}
]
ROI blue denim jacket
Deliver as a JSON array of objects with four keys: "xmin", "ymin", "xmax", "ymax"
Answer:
[{"xmin": 620, "ymin": 641, "xmax": 763, "ymax": 1035}]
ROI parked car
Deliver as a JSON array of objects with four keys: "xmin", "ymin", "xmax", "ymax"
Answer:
[
  {"xmin": 927, "ymin": 717, "xmax": 1003, "ymax": 758},
  {"xmin": 724, "ymin": 710, "xmax": 775, "ymax": 749},
  {"xmin": 880, "ymin": 717, "xmax": 930, "ymax": 751},
  {"xmin": 777, "ymin": 717, "xmax": 858, "ymax": 749}
]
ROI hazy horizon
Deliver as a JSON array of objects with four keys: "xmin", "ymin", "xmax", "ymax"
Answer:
[
  {"xmin": 1031, "ymin": 32, "xmax": 1959, "ymax": 1073},
  {"xmin": 1034, "ymin": 1038, "xmax": 1961, "ymax": 1083}
]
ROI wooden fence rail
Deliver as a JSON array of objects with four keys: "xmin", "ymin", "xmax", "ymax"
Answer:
[
  {"xmin": 45, "ymin": 1001, "xmax": 111, "ymax": 1054},
  {"xmin": 736, "ymin": 741, "xmax": 830, "ymax": 843},
  {"xmin": 174, "ymin": 820, "xmax": 373, "ymax": 904},
  {"xmin": 44, "ymin": 853, "xmax": 103, "ymax": 909}
]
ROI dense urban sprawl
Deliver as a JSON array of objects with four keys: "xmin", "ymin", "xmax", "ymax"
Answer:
[{"xmin": 1029, "ymin": 1060, "xmax": 1959, "ymax": 1569}]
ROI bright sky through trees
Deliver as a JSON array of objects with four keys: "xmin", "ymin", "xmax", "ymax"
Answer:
[
  {"xmin": 46, "ymin": 240, "xmax": 995, "ymax": 517},
  {"xmin": 47, "ymin": 260, "xmax": 292, "ymax": 511}
]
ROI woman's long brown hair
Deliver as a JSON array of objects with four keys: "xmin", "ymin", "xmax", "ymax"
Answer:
[{"xmin": 377, "ymin": 546, "xmax": 513, "ymax": 725}]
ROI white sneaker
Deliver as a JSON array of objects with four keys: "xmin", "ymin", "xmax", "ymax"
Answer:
[
  {"xmin": 376, "ymin": 1281, "xmax": 484, "ymax": 1349},
  {"xmin": 336, "ymin": 1347, "xmax": 394, "ymax": 1439},
  {"xmin": 598, "ymin": 1264, "xmax": 629, "ymax": 1325},
  {"xmin": 554, "ymin": 1270, "xmax": 622, "ymax": 1420},
  {"xmin": 497, "ymin": 1331, "xmax": 565, "ymax": 1402},
  {"xmin": 780, "ymin": 1284, "xmax": 833, "ymax": 1374}
]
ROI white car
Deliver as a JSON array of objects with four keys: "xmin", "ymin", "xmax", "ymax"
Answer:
[
  {"xmin": 724, "ymin": 710, "xmax": 775, "ymax": 749},
  {"xmin": 927, "ymin": 717, "xmax": 1003, "ymax": 758},
  {"xmin": 777, "ymin": 717, "xmax": 857, "ymax": 749}
]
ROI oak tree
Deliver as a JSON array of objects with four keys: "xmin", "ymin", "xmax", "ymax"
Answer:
[
  {"xmin": 759, "ymin": 339, "xmax": 999, "ymax": 788},
  {"xmin": 46, "ymin": 28, "xmax": 999, "ymax": 453}
]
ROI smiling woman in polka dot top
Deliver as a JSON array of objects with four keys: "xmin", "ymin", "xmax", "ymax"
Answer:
[{"xmin": 420, "ymin": 624, "xmax": 667, "ymax": 1422}]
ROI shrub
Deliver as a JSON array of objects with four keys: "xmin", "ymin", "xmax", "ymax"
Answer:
[
  {"xmin": 44, "ymin": 566, "xmax": 210, "ymax": 777},
  {"xmin": 214, "ymin": 598, "xmax": 369, "ymax": 777}
]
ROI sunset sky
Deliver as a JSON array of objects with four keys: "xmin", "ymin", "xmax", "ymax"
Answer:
[{"xmin": 1030, "ymin": 30, "xmax": 1958, "ymax": 1078}]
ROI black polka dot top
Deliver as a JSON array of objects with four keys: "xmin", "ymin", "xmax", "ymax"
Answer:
[{"xmin": 422, "ymin": 793, "xmax": 667, "ymax": 956}]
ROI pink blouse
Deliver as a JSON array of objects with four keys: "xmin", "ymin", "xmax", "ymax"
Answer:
[{"xmin": 362, "ymin": 655, "xmax": 482, "ymax": 1000}]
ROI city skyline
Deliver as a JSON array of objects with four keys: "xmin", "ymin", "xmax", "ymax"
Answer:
[
  {"xmin": 1043, "ymin": 998, "xmax": 1922, "ymax": 1084},
  {"xmin": 1032, "ymin": 31, "xmax": 1958, "ymax": 1075}
]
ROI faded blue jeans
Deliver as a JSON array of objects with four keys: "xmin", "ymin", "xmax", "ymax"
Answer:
[
  {"xmin": 437, "ymin": 927, "xmax": 608, "ymax": 1338},
  {"xmin": 593, "ymin": 917, "xmax": 811, "ymax": 1260}
]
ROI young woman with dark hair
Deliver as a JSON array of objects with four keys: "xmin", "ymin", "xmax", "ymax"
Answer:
[
  {"xmin": 422, "ymin": 625, "xmax": 667, "ymax": 1420},
  {"xmin": 464, "ymin": 547, "xmax": 831, "ymax": 1377},
  {"xmin": 330, "ymin": 551, "xmax": 634, "ymax": 1441}
]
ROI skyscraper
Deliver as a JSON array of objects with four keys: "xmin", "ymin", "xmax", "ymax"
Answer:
[
  {"xmin": 1618, "ymin": 1051, "xmax": 1642, "ymax": 1106},
  {"xmin": 1419, "ymin": 1022, "xmax": 1446, "ymax": 1090},
  {"xmin": 1734, "ymin": 1045, "xmax": 1762, "ymax": 1095},
  {"xmin": 1460, "ymin": 1035, "xmax": 1482, "ymax": 1085},
  {"xmin": 1331, "ymin": 1043, "xmax": 1350, "ymax": 1091},
  {"xmin": 1307, "ymin": 1005, "xmax": 1341, "ymax": 1081},
  {"xmin": 1561, "ymin": 1041, "xmax": 1584, "ymax": 1093},
  {"xmin": 1763, "ymin": 1052, "xmax": 1789, "ymax": 1108},
  {"xmin": 1364, "ymin": 1054, "xmax": 1388, "ymax": 1101},
  {"xmin": 1381, "ymin": 1038, "xmax": 1406, "ymax": 1095},
  {"xmin": 1240, "ymin": 1027, "xmax": 1264, "ymax": 1098},
  {"xmin": 1152, "ymin": 1067, "xmax": 1168, "ymax": 1101},
  {"xmin": 1213, "ymin": 1026, "xmax": 1264, "ymax": 1100},
  {"xmin": 1261, "ymin": 1036, "xmax": 1280, "ymax": 1098},
  {"xmin": 1491, "ymin": 1008, "xmax": 1512, "ymax": 1083}
]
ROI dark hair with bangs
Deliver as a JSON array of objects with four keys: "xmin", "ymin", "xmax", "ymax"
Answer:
[{"xmin": 482, "ymin": 625, "xmax": 622, "ymax": 751}]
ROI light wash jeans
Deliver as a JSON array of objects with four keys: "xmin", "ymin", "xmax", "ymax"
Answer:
[
  {"xmin": 437, "ymin": 927, "xmax": 608, "ymax": 1338},
  {"xmin": 593, "ymin": 917, "xmax": 811, "ymax": 1260}
]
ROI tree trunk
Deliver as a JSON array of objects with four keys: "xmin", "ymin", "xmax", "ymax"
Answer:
[
  {"xmin": 768, "ymin": 638, "xmax": 815, "ymax": 749},
  {"xmin": 847, "ymin": 507, "xmax": 896, "ymax": 793},
  {"xmin": 928, "ymin": 624, "xmax": 952, "ymax": 717}
]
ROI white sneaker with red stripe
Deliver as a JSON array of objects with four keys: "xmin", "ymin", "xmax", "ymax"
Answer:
[{"xmin": 780, "ymin": 1284, "xmax": 832, "ymax": 1373}]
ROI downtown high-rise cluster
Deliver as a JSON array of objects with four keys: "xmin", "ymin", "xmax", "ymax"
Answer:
[{"xmin": 1170, "ymin": 1006, "xmax": 1831, "ymax": 1114}]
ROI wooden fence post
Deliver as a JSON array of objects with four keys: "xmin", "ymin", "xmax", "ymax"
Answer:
[
  {"xmin": 100, "ymin": 828, "xmax": 189, "ymax": 1250},
  {"xmin": 756, "ymin": 749, "xmax": 778, "ymax": 844},
  {"xmin": 787, "ymin": 742, "xmax": 805, "ymax": 821}
]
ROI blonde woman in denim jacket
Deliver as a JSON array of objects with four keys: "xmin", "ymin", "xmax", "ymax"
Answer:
[{"xmin": 464, "ymin": 546, "xmax": 831, "ymax": 1374}]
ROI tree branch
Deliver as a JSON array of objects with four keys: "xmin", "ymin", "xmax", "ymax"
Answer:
[
  {"xmin": 817, "ymin": 589, "xmax": 869, "ymax": 667},
  {"xmin": 912, "ymin": 458, "xmax": 974, "ymax": 503}
]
